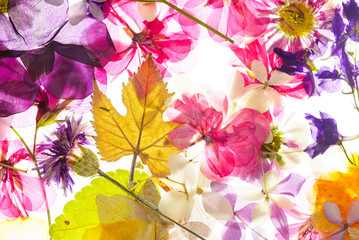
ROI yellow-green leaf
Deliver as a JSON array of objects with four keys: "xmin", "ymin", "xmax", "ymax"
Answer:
[
  {"xmin": 49, "ymin": 170, "xmax": 149, "ymax": 240},
  {"xmin": 91, "ymin": 56, "xmax": 180, "ymax": 177}
]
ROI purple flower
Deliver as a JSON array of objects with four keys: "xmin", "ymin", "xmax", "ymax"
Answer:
[
  {"xmin": 0, "ymin": 0, "xmax": 115, "ymax": 117},
  {"xmin": 37, "ymin": 117, "xmax": 91, "ymax": 194},
  {"xmin": 304, "ymin": 112, "xmax": 340, "ymax": 158},
  {"xmin": 68, "ymin": 0, "xmax": 106, "ymax": 25}
]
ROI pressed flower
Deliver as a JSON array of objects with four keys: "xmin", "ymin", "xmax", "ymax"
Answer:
[
  {"xmin": 250, "ymin": 0, "xmax": 334, "ymax": 52},
  {"xmin": 0, "ymin": 0, "xmax": 115, "ymax": 117},
  {"xmin": 68, "ymin": 0, "xmax": 106, "ymax": 25},
  {"xmin": 304, "ymin": 112, "xmax": 340, "ymax": 158},
  {"xmin": 167, "ymin": 92, "xmax": 270, "ymax": 180},
  {"xmin": 0, "ymin": 139, "xmax": 54, "ymax": 219},
  {"xmin": 37, "ymin": 117, "xmax": 91, "ymax": 194},
  {"xmin": 102, "ymin": 0, "xmax": 195, "ymax": 78}
]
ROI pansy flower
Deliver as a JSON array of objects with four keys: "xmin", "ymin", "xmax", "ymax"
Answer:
[
  {"xmin": 37, "ymin": 117, "xmax": 92, "ymax": 194},
  {"xmin": 166, "ymin": 92, "xmax": 270, "ymax": 180},
  {"xmin": 0, "ymin": 0, "xmax": 115, "ymax": 117},
  {"xmin": 248, "ymin": 0, "xmax": 334, "ymax": 52},
  {"xmin": 102, "ymin": 1, "xmax": 195, "ymax": 78},
  {"xmin": 0, "ymin": 139, "xmax": 54, "ymax": 219}
]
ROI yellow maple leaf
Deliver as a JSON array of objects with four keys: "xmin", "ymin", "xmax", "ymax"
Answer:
[{"xmin": 91, "ymin": 56, "xmax": 180, "ymax": 177}]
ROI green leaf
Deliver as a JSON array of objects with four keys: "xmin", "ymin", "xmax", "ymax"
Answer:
[{"xmin": 49, "ymin": 169, "xmax": 149, "ymax": 240}]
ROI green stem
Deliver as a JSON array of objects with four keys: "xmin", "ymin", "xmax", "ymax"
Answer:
[
  {"xmin": 97, "ymin": 169, "xmax": 206, "ymax": 240},
  {"xmin": 136, "ymin": 0, "xmax": 235, "ymax": 43},
  {"xmin": 10, "ymin": 126, "xmax": 52, "ymax": 235},
  {"xmin": 338, "ymin": 141, "xmax": 355, "ymax": 166}
]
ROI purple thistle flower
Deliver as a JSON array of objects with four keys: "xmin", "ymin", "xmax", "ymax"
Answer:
[
  {"xmin": 37, "ymin": 117, "xmax": 91, "ymax": 194},
  {"xmin": 304, "ymin": 112, "xmax": 340, "ymax": 158}
]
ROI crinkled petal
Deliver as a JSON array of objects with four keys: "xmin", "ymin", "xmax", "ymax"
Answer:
[
  {"xmin": 323, "ymin": 201, "xmax": 344, "ymax": 226},
  {"xmin": 202, "ymin": 191, "xmax": 233, "ymax": 221},
  {"xmin": 40, "ymin": 52, "xmax": 93, "ymax": 99},
  {"xmin": 168, "ymin": 123, "xmax": 198, "ymax": 150},
  {"xmin": 0, "ymin": 58, "xmax": 39, "ymax": 117}
]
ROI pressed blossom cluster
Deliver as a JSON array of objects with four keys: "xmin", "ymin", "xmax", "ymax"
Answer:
[{"xmin": 0, "ymin": 0, "xmax": 359, "ymax": 240}]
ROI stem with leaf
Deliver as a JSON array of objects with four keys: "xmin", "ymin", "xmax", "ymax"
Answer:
[
  {"xmin": 98, "ymin": 169, "xmax": 206, "ymax": 240},
  {"xmin": 136, "ymin": 0, "xmax": 234, "ymax": 43}
]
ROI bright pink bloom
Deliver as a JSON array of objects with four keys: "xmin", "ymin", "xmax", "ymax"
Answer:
[
  {"xmin": 166, "ymin": 92, "xmax": 270, "ymax": 180},
  {"xmin": 103, "ymin": 1, "xmax": 195, "ymax": 78},
  {"xmin": 0, "ymin": 140, "xmax": 55, "ymax": 219},
  {"xmin": 175, "ymin": 0, "xmax": 268, "ymax": 42},
  {"xmin": 246, "ymin": 0, "xmax": 334, "ymax": 52}
]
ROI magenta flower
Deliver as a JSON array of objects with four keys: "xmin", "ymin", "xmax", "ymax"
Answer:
[
  {"xmin": 102, "ymin": 1, "xmax": 195, "ymax": 78},
  {"xmin": 0, "ymin": 139, "xmax": 55, "ymax": 219},
  {"xmin": 166, "ymin": 92, "xmax": 270, "ymax": 180},
  {"xmin": 0, "ymin": 0, "xmax": 115, "ymax": 117}
]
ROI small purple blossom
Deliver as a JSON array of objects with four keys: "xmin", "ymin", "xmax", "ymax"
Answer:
[
  {"xmin": 304, "ymin": 112, "xmax": 340, "ymax": 158},
  {"xmin": 37, "ymin": 117, "xmax": 91, "ymax": 194}
]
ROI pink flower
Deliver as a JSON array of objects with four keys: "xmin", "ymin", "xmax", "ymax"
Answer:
[
  {"xmin": 103, "ymin": 1, "xmax": 195, "ymax": 78},
  {"xmin": 0, "ymin": 140, "xmax": 55, "ymax": 219},
  {"xmin": 175, "ymin": 0, "xmax": 268, "ymax": 42},
  {"xmin": 246, "ymin": 0, "xmax": 334, "ymax": 52},
  {"xmin": 166, "ymin": 92, "xmax": 270, "ymax": 180}
]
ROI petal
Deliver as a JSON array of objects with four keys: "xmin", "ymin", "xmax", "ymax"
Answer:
[
  {"xmin": 167, "ymin": 124, "xmax": 198, "ymax": 150},
  {"xmin": 168, "ymin": 154, "xmax": 197, "ymax": 184},
  {"xmin": 88, "ymin": 1, "xmax": 104, "ymax": 22},
  {"xmin": 251, "ymin": 201, "xmax": 271, "ymax": 225},
  {"xmin": 265, "ymin": 88, "xmax": 282, "ymax": 108},
  {"xmin": 346, "ymin": 200, "xmax": 359, "ymax": 225},
  {"xmin": 251, "ymin": 60, "xmax": 268, "ymax": 83},
  {"xmin": 202, "ymin": 191, "xmax": 234, "ymax": 221},
  {"xmin": 270, "ymin": 195, "xmax": 294, "ymax": 210},
  {"xmin": 158, "ymin": 189, "xmax": 194, "ymax": 221},
  {"xmin": 137, "ymin": 2, "xmax": 157, "ymax": 22},
  {"xmin": 228, "ymin": 70, "xmax": 245, "ymax": 100},
  {"xmin": 270, "ymin": 204, "xmax": 289, "ymax": 240},
  {"xmin": 348, "ymin": 227, "xmax": 359, "ymax": 240},
  {"xmin": 0, "ymin": 217, "xmax": 48, "ymax": 239},
  {"xmin": 68, "ymin": 1, "xmax": 87, "ymax": 26},
  {"xmin": 207, "ymin": 91, "xmax": 228, "ymax": 115},
  {"xmin": 241, "ymin": 90, "xmax": 271, "ymax": 113},
  {"xmin": 262, "ymin": 170, "xmax": 279, "ymax": 194},
  {"xmin": 272, "ymin": 173, "xmax": 306, "ymax": 197},
  {"xmin": 323, "ymin": 201, "xmax": 344, "ymax": 226},
  {"xmin": 268, "ymin": 70, "xmax": 295, "ymax": 86},
  {"xmin": 40, "ymin": 52, "xmax": 93, "ymax": 99},
  {"xmin": 236, "ymin": 182, "xmax": 263, "ymax": 201}
]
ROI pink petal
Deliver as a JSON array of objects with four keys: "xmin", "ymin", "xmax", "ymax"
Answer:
[
  {"xmin": 207, "ymin": 91, "xmax": 228, "ymax": 116},
  {"xmin": 323, "ymin": 201, "xmax": 344, "ymax": 226},
  {"xmin": 137, "ymin": 2, "xmax": 158, "ymax": 22},
  {"xmin": 168, "ymin": 124, "xmax": 199, "ymax": 150},
  {"xmin": 202, "ymin": 191, "xmax": 234, "ymax": 221}
]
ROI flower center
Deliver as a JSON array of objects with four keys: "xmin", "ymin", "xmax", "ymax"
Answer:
[{"xmin": 278, "ymin": 3, "xmax": 315, "ymax": 38}]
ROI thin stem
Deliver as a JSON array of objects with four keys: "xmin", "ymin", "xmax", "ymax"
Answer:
[
  {"xmin": 97, "ymin": 169, "xmax": 206, "ymax": 240},
  {"xmin": 338, "ymin": 141, "xmax": 355, "ymax": 165},
  {"xmin": 129, "ymin": 152, "xmax": 138, "ymax": 183},
  {"xmin": 10, "ymin": 126, "xmax": 52, "ymax": 233},
  {"xmin": 0, "ymin": 162, "xmax": 27, "ymax": 172},
  {"xmin": 234, "ymin": 213, "xmax": 268, "ymax": 240},
  {"xmin": 136, "ymin": 0, "xmax": 235, "ymax": 43}
]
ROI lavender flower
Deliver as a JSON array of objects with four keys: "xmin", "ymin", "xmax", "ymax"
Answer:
[
  {"xmin": 37, "ymin": 117, "xmax": 91, "ymax": 194},
  {"xmin": 304, "ymin": 112, "xmax": 340, "ymax": 158}
]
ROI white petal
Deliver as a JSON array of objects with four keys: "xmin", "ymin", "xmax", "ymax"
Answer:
[
  {"xmin": 252, "ymin": 201, "xmax": 271, "ymax": 225},
  {"xmin": 265, "ymin": 88, "xmax": 282, "ymax": 108},
  {"xmin": 270, "ymin": 195, "xmax": 294, "ymax": 209},
  {"xmin": 138, "ymin": 2, "xmax": 158, "ymax": 22},
  {"xmin": 0, "ymin": 217, "xmax": 48, "ymax": 239},
  {"xmin": 347, "ymin": 200, "xmax": 359, "ymax": 225},
  {"xmin": 265, "ymin": 131, "xmax": 273, "ymax": 144},
  {"xmin": 228, "ymin": 70, "xmax": 245, "ymax": 100},
  {"xmin": 88, "ymin": 1, "xmax": 104, "ymax": 21},
  {"xmin": 251, "ymin": 60, "xmax": 268, "ymax": 83},
  {"xmin": 268, "ymin": 70, "xmax": 295, "ymax": 86},
  {"xmin": 323, "ymin": 201, "xmax": 344, "ymax": 226},
  {"xmin": 202, "ymin": 192, "xmax": 233, "ymax": 221},
  {"xmin": 68, "ymin": 1, "xmax": 87, "ymax": 25},
  {"xmin": 241, "ymin": 90, "xmax": 271, "ymax": 113},
  {"xmin": 262, "ymin": 171, "xmax": 279, "ymax": 194},
  {"xmin": 236, "ymin": 182, "xmax": 263, "ymax": 201},
  {"xmin": 168, "ymin": 154, "xmax": 197, "ymax": 184},
  {"xmin": 158, "ymin": 189, "xmax": 195, "ymax": 221}
]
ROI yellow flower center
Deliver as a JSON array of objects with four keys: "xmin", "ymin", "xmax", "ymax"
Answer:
[{"xmin": 278, "ymin": 2, "xmax": 315, "ymax": 38}]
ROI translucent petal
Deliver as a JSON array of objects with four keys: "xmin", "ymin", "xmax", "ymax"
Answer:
[
  {"xmin": 168, "ymin": 154, "xmax": 197, "ymax": 184},
  {"xmin": 236, "ymin": 182, "xmax": 263, "ymax": 201},
  {"xmin": 68, "ymin": 1, "xmax": 87, "ymax": 26},
  {"xmin": 348, "ymin": 227, "xmax": 359, "ymax": 240},
  {"xmin": 323, "ymin": 201, "xmax": 344, "ymax": 226},
  {"xmin": 270, "ymin": 195, "xmax": 294, "ymax": 210},
  {"xmin": 202, "ymin": 192, "xmax": 234, "ymax": 221},
  {"xmin": 241, "ymin": 91, "xmax": 271, "ymax": 113},
  {"xmin": 138, "ymin": 2, "xmax": 158, "ymax": 22},
  {"xmin": 262, "ymin": 171, "xmax": 279, "ymax": 194},
  {"xmin": 268, "ymin": 70, "xmax": 295, "ymax": 86},
  {"xmin": 265, "ymin": 88, "xmax": 282, "ymax": 108},
  {"xmin": 252, "ymin": 201, "xmax": 271, "ymax": 225},
  {"xmin": 88, "ymin": 1, "xmax": 104, "ymax": 22},
  {"xmin": 251, "ymin": 60, "xmax": 267, "ymax": 83},
  {"xmin": 346, "ymin": 200, "xmax": 359, "ymax": 225},
  {"xmin": 158, "ymin": 189, "xmax": 194, "ymax": 221},
  {"xmin": 0, "ymin": 217, "xmax": 48, "ymax": 239}
]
